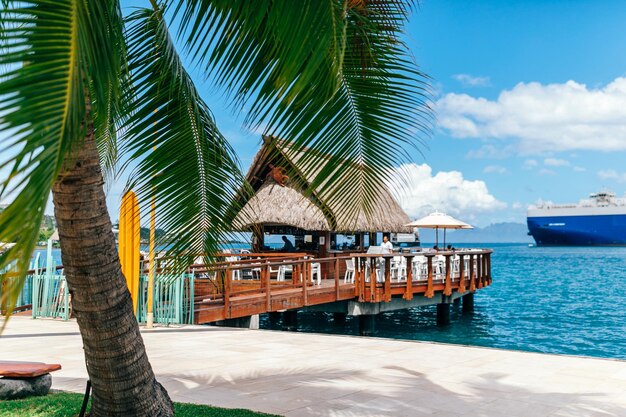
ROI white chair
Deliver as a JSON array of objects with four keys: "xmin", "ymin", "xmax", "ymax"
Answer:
[
  {"xmin": 364, "ymin": 260, "xmax": 382, "ymax": 283},
  {"xmin": 414, "ymin": 256, "xmax": 440, "ymax": 281},
  {"xmin": 412, "ymin": 258, "xmax": 428, "ymax": 281},
  {"xmin": 225, "ymin": 254, "xmax": 241, "ymax": 280},
  {"xmin": 463, "ymin": 257, "xmax": 471, "ymax": 279},
  {"xmin": 393, "ymin": 256, "xmax": 407, "ymax": 282},
  {"xmin": 434, "ymin": 255, "xmax": 446, "ymax": 282},
  {"xmin": 451, "ymin": 255, "xmax": 461, "ymax": 281},
  {"xmin": 344, "ymin": 259, "xmax": 355, "ymax": 283},
  {"xmin": 311, "ymin": 262, "xmax": 321, "ymax": 285},
  {"xmin": 271, "ymin": 262, "xmax": 288, "ymax": 282}
]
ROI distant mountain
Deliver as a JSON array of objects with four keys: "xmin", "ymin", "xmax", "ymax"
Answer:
[{"xmin": 418, "ymin": 222, "xmax": 532, "ymax": 244}]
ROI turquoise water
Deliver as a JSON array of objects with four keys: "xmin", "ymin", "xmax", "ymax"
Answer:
[
  {"xmin": 32, "ymin": 248, "xmax": 63, "ymax": 267},
  {"xmin": 261, "ymin": 243, "xmax": 626, "ymax": 360}
]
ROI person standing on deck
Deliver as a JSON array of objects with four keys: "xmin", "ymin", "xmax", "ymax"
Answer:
[{"xmin": 381, "ymin": 235, "xmax": 393, "ymax": 254}]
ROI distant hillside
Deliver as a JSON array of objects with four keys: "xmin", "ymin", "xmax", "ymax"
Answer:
[
  {"xmin": 0, "ymin": 206, "xmax": 56, "ymax": 242},
  {"xmin": 419, "ymin": 222, "xmax": 532, "ymax": 244}
]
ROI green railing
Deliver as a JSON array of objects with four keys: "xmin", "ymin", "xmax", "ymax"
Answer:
[
  {"xmin": 31, "ymin": 242, "xmax": 70, "ymax": 320},
  {"xmin": 136, "ymin": 273, "xmax": 195, "ymax": 325},
  {"xmin": 3, "ymin": 241, "xmax": 196, "ymax": 325}
]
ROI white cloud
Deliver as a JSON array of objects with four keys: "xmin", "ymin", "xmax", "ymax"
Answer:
[
  {"xmin": 390, "ymin": 163, "xmax": 506, "ymax": 219},
  {"xmin": 452, "ymin": 74, "xmax": 491, "ymax": 87},
  {"xmin": 522, "ymin": 159, "xmax": 538, "ymax": 170},
  {"xmin": 573, "ymin": 166, "xmax": 587, "ymax": 172},
  {"xmin": 483, "ymin": 165, "xmax": 507, "ymax": 174},
  {"xmin": 539, "ymin": 168, "xmax": 556, "ymax": 176},
  {"xmin": 598, "ymin": 169, "xmax": 626, "ymax": 183},
  {"xmin": 437, "ymin": 77, "xmax": 626, "ymax": 153},
  {"xmin": 511, "ymin": 202, "xmax": 522, "ymax": 210},
  {"xmin": 465, "ymin": 144, "xmax": 512, "ymax": 159},
  {"xmin": 544, "ymin": 158, "xmax": 570, "ymax": 167}
]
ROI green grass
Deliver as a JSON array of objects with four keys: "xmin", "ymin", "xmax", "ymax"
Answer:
[{"xmin": 0, "ymin": 392, "xmax": 280, "ymax": 417}]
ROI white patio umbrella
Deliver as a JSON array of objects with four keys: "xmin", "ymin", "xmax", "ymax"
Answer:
[{"xmin": 405, "ymin": 211, "xmax": 473, "ymax": 248}]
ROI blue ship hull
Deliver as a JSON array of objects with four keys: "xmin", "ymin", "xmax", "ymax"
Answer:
[{"xmin": 527, "ymin": 214, "xmax": 626, "ymax": 246}]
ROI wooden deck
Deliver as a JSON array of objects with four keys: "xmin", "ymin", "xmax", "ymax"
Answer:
[
  {"xmin": 192, "ymin": 250, "xmax": 493, "ymax": 324},
  {"xmin": 7, "ymin": 250, "xmax": 492, "ymax": 324}
]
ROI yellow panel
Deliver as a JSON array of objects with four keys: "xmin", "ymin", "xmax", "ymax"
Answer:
[{"xmin": 119, "ymin": 191, "xmax": 140, "ymax": 314}]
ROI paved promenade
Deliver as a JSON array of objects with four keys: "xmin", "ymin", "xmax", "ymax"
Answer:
[{"xmin": 1, "ymin": 317, "xmax": 626, "ymax": 416}]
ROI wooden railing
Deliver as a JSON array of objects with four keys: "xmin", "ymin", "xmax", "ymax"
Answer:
[
  {"xmin": 191, "ymin": 249, "xmax": 493, "ymax": 323},
  {"xmin": 4, "ymin": 249, "xmax": 492, "ymax": 324}
]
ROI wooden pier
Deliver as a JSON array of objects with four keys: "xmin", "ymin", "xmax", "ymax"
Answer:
[
  {"xmin": 8, "ymin": 249, "xmax": 492, "ymax": 333},
  {"xmin": 191, "ymin": 249, "xmax": 492, "ymax": 327}
]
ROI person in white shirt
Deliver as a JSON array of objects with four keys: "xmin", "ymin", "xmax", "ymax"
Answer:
[{"xmin": 381, "ymin": 235, "xmax": 393, "ymax": 254}]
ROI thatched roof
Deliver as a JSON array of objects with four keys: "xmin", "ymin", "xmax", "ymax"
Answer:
[
  {"xmin": 235, "ymin": 137, "xmax": 411, "ymax": 233},
  {"xmin": 234, "ymin": 182, "xmax": 330, "ymax": 231}
]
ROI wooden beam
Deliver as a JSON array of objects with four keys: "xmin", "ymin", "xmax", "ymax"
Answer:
[
  {"xmin": 425, "ymin": 255, "xmax": 434, "ymax": 298},
  {"xmin": 458, "ymin": 254, "xmax": 466, "ymax": 294},
  {"xmin": 443, "ymin": 255, "xmax": 452, "ymax": 296},
  {"xmin": 334, "ymin": 257, "xmax": 340, "ymax": 300},
  {"xmin": 263, "ymin": 265, "xmax": 271, "ymax": 311},
  {"xmin": 224, "ymin": 268, "xmax": 231, "ymax": 319},
  {"xmin": 404, "ymin": 256, "xmax": 413, "ymax": 300},
  {"xmin": 469, "ymin": 254, "xmax": 476, "ymax": 292},
  {"xmin": 384, "ymin": 256, "xmax": 392, "ymax": 302},
  {"xmin": 369, "ymin": 257, "xmax": 376, "ymax": 302}
]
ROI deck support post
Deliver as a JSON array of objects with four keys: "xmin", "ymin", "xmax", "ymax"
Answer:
[
  {"xmin": 462, "ymin": 293, "xmax": 475, "ymax": 313},
  {"xmin": 436, "ymin": 303, "xmax": 450, "ymax": 326},
  {"xmin": 282, "ymin": 310, "xmax": 298, "ymax": 331},
  {"xmin": 453, "ymin": 297, "xmax": 461, "ymax": 307},
  {"xmin": 358, "ymin": 314, "xmax": 375, "ymax": 336},
  {"xmin": 333, "ymin": 312, "xmax": 346, "ymax": 325},
  {"xmin": 268, "ymin": 311, "xmax": 281, "ymax": 324}
]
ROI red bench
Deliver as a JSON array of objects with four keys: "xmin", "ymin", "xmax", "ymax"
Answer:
[
  {"xmin": 0, "ymin": 361, "xmax": 62, "ymax": 400},
  {"xmin": 0, "ymin": 362, "xmax": 61, "ymax": 378}
]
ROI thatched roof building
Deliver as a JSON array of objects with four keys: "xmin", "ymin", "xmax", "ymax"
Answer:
[
  {"xmin": 234, "ymin": 137, "xmax": 411, "ymax": 233},
  {"xmin": 236, "ymin": 182, "xmax": 331, "ymax": 231}
]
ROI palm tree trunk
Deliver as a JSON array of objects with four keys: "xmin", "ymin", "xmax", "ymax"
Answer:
[{"xmin": 51, "ymin": 119, "xmax": 174, "ymax": 416}]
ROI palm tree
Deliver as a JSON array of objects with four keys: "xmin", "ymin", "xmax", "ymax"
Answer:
[{"xmin": 0, "ymin": 1, "xmax": 430, "ymax": 416}]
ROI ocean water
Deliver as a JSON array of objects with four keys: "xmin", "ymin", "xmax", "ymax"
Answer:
[{"xmin": 261, "ymin": 243, "xmax": 626, "ymax": 360}]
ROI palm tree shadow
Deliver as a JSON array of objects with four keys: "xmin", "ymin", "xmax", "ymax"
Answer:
[{"xmin": 157, "ymin": 363, "xmax": 626, "ymax": 416}]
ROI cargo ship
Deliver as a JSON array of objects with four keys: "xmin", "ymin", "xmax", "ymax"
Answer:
[{"xmin": 527, "ymin": 191, "xmax": 626, "ymax": 246}]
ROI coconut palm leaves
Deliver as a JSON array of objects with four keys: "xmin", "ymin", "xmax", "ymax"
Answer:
[
  {"xmin": 287, "ymin": 1, "xmax": 432, "ymax": 227},
  {"xmin": 176, "ymin": 0, "xmax": 431, "ymax": 227},
  {"xmin": 175, "ymin": 0, "xmax": 345, "ymax": 125},
  {"xmin": 123, "ymin": 6, "xmax": 246, "ymax": 263},
  {"xmin": 0, "ymin": 0, "xmax": 124, "ymax": 312}
]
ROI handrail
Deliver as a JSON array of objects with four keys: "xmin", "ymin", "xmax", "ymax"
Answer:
[{"xmin": 8, "ymin": 249, "xmax": 493, "ymax": 325}]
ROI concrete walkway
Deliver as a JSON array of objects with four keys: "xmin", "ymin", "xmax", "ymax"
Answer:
[{"xmin": 1, "ymin": 317, "xmax": 626, "ymax": 416}]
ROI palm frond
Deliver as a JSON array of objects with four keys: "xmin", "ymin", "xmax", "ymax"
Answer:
[
  {"xmin": 281, "ymin": 1, "xmax": 432, "ymax": 226},
  {"xmin": 173, "ymin": 1, "xmax": 430, "ymax": 228},
  {"xmin": 173, "ymin": 0, "xmax": 345, "ymax": 128},
  {"xmin": 88, "ymin": 2, "xmax": 126, "ymax": 186},
  {"xmin": 123, "ymin": 7, "xmax": 247, "ymax": 265},
  {"xmin": 0, "ymin": 0, "xmax": 123, "ymax": 317}
]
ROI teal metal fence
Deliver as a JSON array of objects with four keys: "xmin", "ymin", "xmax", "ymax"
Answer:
[
  {"xmin": 4, "ymin": 240, "xmax": 196, "ymax": 325},
  {"xmin": 31, "ymin": 242, "xmax": 70, "ymax": 320},
  {"xmin": 136, "ymin": 273, "xmax": 195, "ymax": 325}
]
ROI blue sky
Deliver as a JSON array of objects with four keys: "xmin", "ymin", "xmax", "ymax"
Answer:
[
  {"xmin": 15, "ymin": 1, "xmax": 626, "ymax": 228},
  {"xmin": 399, "ymin": 0, "xmax": 626, "ymax": 225}
]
